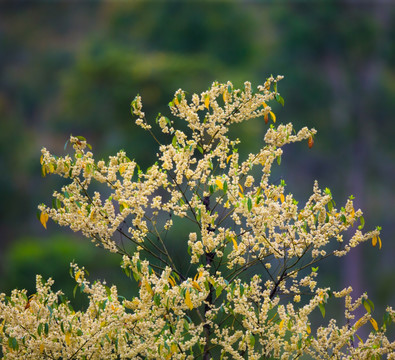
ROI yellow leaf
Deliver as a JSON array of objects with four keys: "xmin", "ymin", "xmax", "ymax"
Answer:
[
  {"xmin": 192, "ymin": 281, "xmax": 202, "ymax": 292},
  {"xmin": 238, "ymin": 183, "xmax": 244, "ymax": 193},
  {"xmin": 145, "ymin": 281, "xmax": 154, "ymax": 295},
  {"xmin": 185, "ymin": 289, "xmax": 193, "ymax": 310},
  {"xmin": 39, "ymin": 343, "xmax": 44, "ymax": 353},
  {"xmin": 262, "ymin": 101, "xmax": 268, "ymax": 108},
  {"xmin": 40, "ymin": 211, "xmax": 49, "ymax": 229},
  {"xmin": 215, "ymin": 179, "xmax": 223, "ymax": 190},
  {"xmin": 279, "ymin": 319, "xmax": 284, "ymax": 331},
  {"xmin": 238, "ymin": 192, "xmax": 244, "ymax": 198},
  {"xmin": 231, "ymin": 237, "xmax": 238, "ymax": 251},
  {"xmin": 65, "ymin": 332, "xmax": 71, "ymax": 345},
  {"xmin": 269, "ymin": 111, "xmax": 276, "ymax": 123},
  {"xmin": 90, "ymin": 210, "xmax": 96, "ymax": 221},
  {"xmin": 119, "ymin": 164, "xmax": 126, "ymax": 175},
  {"xmin": 370, "ymin": 317, "xmax": 379, "ymax": 331},
  {"xmin": 40, "ymin": 155, "xmax": 44, "ymax": 165},
  {"xmin": 350, "ymin": 207, "xmax": 355, "ymax": 218},
  {"xmin": 120, "ymin": 201, "xmax": 129, "ymax": 210},
  {"xmin": 75, "ymin": 270, "xmax": 81, "ymax": 282},
  {"xmin": 280, "ymin": 193, "xmax": 285, "ymax": 203},
  {"xmin": 168, "ymin": 276, "xmax": 176, "ymax": 287},
  {"xmin": 355, "ymin": 334, "xmax": 364, "ymax": 344},
  {"xmin": 171, "ymin": 343, "xmax": 178, "ymax": 354},
  {"xmin": 378, "ymin": 236, "xmax": 382, "ymax": 250},
  {"xmin": 226, "ymin": 154, "xmax": 233, "ymax": 164},
  {"xmin": 306, "ymin": 324, "xmax": 311, "ymax": 334},
  {"xmin": 194, "ymin": 272, "xmax": 203, "ymax": 281},
  {"xmin": 372, "ymin": 236, "xmax": 377, "ymax": 247},
  {"xmin": 267, "ymin": 312, "xmax": 277, "ymax": 324},
  {"xmin": 223, "ymin": 90, "xmax": 228, "ymax": 103},
  {"xmin": 354, "ymin": 318, "xmax": 363, "ymax": 330},
  {"xmin": 174, "ymin": 97, "xmax": 179, "ymax": 106},
  {"xmin": 204, "ymin": 95, "xmax": 210, "ymax": 109}
]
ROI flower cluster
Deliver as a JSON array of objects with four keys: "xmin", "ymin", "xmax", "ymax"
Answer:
[{"xmin": 1, "ymin": 79, "xmax": 393, "ymax": 359}]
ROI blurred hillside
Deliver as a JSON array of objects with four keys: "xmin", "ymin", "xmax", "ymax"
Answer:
[{"xmin": 0, "ymin": 2, "xmax": 394, "ymax": 315}]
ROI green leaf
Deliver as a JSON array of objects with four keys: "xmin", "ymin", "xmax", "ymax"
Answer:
[
  {"xmin": 64, "ymin": 139, "xmax": 70, "ymax": 151},
  {"xmin": 363, "ymin": 298, "xmax": 374, "ymax": 314},
  {"xmin": 223, "ymin": 180, "xmax": 228, "ymax": 194},
  {"xmin": 38, "ymin": 323, "xmax": 43, "ymax": 336},
  {"xmin": 275, "ymin": 94, "xmax": 285, "ymax": 106},
  {"xmin": 8, "ymin": 337, "xmax": 18, "ymax": 351},
  {"xmin": 154, "ymin": 294, "xmax": 161, "ymax": 307},
  {"xmin": 277, "ymin": 155, "xmax": 281, "ymax": 165},
  {"xmin": 196, "ymin": 208, "xmax": 201, "ymax": 222},
  {"xmin": 73, "ymin": 284, "xmax": 78, "ymax": 298},
  {"xmin": 216, "ymin": 286, "xmax": 223, "ymax": 298},
  {"xmin": 318, "ymin": 302, "xmax": 326, "ymax": 318},
  {"xmin": 172, "ymin": 136, "xmax": 177, "ymax": 148},
  {"xmin": 249, "ymin": 333, "xmax": 256, "ymax": 347},
  {"xmin": 312, "ymin": 267, "xmax": 319, "ymax": 272},
  {"xmin": 247, "ymin": 197, "xmax": 252, "ymax": 212},
  {"xmin": 197, "ymin": 145, "xmax": 203, "ymax": 154},
  {"xmin": 297, "ymin": 333, "xmax": 303, "ymax": 349},
  {"xmin": 358, "ymin": 216, "xmax": 365, "ymax": 230},
  {"xmin": 77, "ymin": 329, "xmax": 83, "ymax": 336}
]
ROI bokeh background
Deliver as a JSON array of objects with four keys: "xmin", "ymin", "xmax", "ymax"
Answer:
[{"xmin": 1, "ymin": 1, "xmax": 394, "ymax": 329}]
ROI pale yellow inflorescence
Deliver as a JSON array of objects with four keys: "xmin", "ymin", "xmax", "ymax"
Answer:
[{"xmin": 1, "ymin": 79, "xmax": 393, "ymax": 359}]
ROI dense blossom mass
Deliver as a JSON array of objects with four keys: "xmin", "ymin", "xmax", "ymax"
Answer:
[{"xmin": 1, "ymin": 79, "xmax": 393, "ymax": 359}]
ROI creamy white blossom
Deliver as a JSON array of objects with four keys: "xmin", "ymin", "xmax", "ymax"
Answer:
[{"xmin": 1, "ymin": 80, "xmax": 392, "ymax": 359}]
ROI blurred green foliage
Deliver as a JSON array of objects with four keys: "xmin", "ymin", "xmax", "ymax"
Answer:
[
  {"xmin": 0, "ymin": 234, "xmax": 138, "ymax": 309},
  {"xmin": 0, "ymin": 2, "xmax": 394, "ymax": 319}
]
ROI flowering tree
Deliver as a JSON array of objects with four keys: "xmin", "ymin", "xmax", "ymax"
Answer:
[{"xmin": 1, "ymin": 78, "xmax": 394, "ymax": 359}]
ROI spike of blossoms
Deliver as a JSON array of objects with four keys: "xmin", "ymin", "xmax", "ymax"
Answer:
[{"xmin": 1, "ymin": 79, "xmax": 394, "ymax": 359}]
